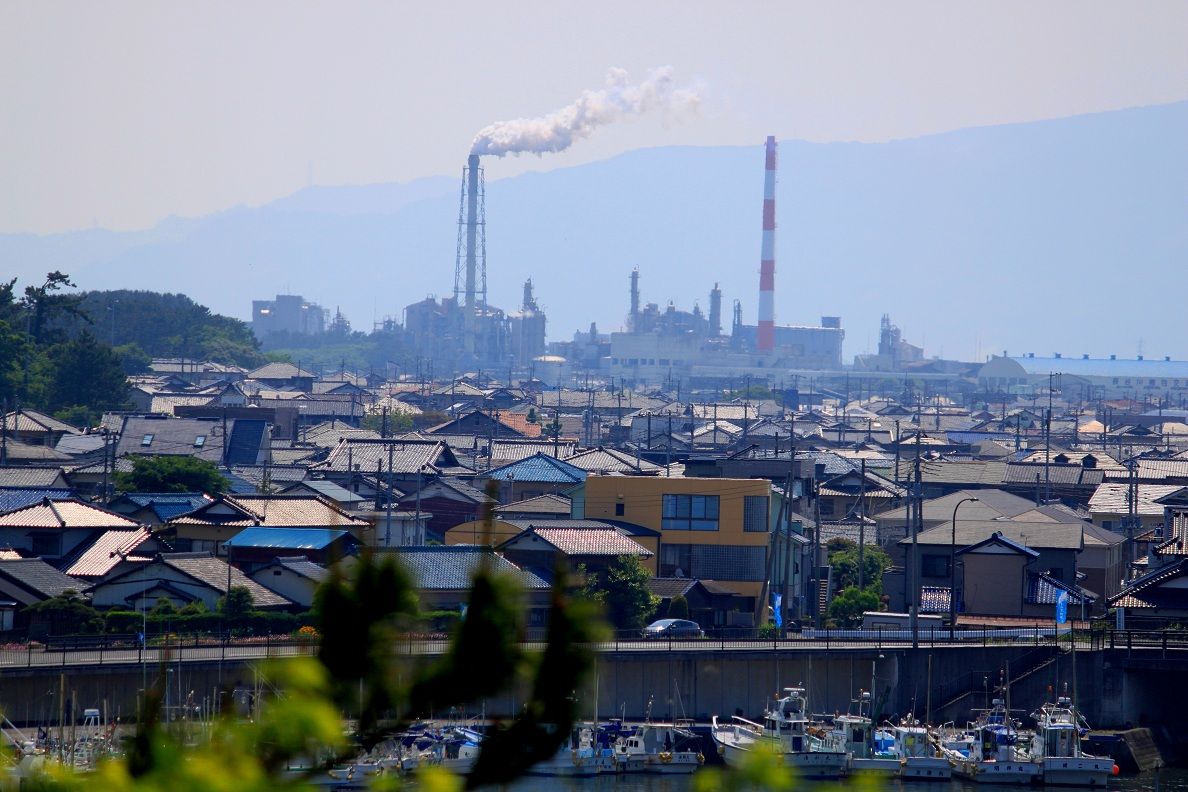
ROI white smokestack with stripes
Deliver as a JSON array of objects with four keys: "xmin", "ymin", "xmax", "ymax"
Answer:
[{"xmin": 757, "ymin": 136, "xmax": 777, "ymax": 352}]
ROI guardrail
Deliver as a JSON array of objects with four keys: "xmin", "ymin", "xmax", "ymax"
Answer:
[
  {"xmin": 4, "ymin": 628, "xmax": 1184, "ymax": 670},
  {"xmin": 1101, "ymin": 629, "xmax": 1188, "ymax": 657}
]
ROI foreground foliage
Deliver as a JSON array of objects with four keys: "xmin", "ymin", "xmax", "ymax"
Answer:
[{"xmin": 6, "ymin": 548, "xmax": 606, "ymax": 790}]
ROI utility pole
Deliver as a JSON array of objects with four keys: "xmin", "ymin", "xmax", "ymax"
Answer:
[
  {"xmin": 910, "ymin": 430, "xmax": 923, "ymax": 648},
  {"xmin": 385, "ymin": 444, "xmax": 394, "ymax": 547},
  {"xmin": 857, "ymin": 458, "xmax": 867, "ymax": 590},
  {"xmin": 101, "ymin": 427, "xmax": 109, "ymax": 502},
  {"xmin": 1044, "ymin": 372, "xmax": 1057, "ymax": 504}
]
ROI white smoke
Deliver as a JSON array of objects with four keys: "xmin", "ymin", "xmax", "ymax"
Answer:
[{"xmin": 470, "ymin": 66, "xmax": 700, "ymax": 157}]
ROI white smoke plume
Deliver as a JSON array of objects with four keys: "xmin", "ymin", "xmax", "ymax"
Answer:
[{"xmin": 470, "ymin": 66, "xmax": 700, "ymax": 157}]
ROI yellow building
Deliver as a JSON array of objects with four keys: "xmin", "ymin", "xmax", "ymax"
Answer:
[{"xmin": 578, "ymin": 476, "xmax": 775, "ymax": 604}]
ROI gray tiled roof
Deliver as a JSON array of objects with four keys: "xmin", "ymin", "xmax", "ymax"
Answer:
[
  {"xmin": 0, "ymin": 559, "xmax": 84, "ymax": 603},
  {"xmin": 275, "ymin": 557, "xmax": 329, "ymax": 582},
  {"xmin": 160, "ymin": 554, "xmax": 292, "ymax": 608},
  {"xmin": 317, "ymin": 439, "xmax": 460, "ymax": 474},
  {"xmin": 392, "ymin": 546, "xmax": 549, "ymax": 591},
  {"xmin": 116, "ymin": 416, "xmax": 225, "ymax": 462},
  {"xmin": 0, "ymin": 468, "xmax": 69, "ymax": 489}
]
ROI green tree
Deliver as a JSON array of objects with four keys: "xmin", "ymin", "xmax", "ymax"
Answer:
[
  {"xmin": 25, "ymin": 589, "xmax": 103, "ymax": 636},
  {"xmin": 21, "ymin": 271, "xmax": 87, "ymax": 345},
  {"xmin": 113, "ymin": 342, "xmax": 152, "ymax": 375},
  {"xmin": 360, "ymin": 410, "xmax": 413, "ymax": 435},
  {"xmin": 668, "ymin": 594, "xmax": 690, "ymax": 620},
  {"xmin": 590, "ymin": 555, "xmax": 660, "ymax": 632},
  {"xmin": 828, "ymin": 538, "xmax": 891, "ymax": 593},
  {"xmin": 45, "ymin": 331, "xmax": 131, "ymax": 422},
  {"xmin": 218, "ymin": 586, "xmax": 255, "ymax": 622},
  {"xmin": 115, "ymin": 456, "xmax": 230, "ymax": 494},
  {"xmin": 828, "ymin": 586, "xmax": 881, "ymax": 628}
]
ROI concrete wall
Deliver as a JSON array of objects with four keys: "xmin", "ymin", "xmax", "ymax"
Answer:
[{"xmin": 3, "ymin": 646, "xmax": 1183, "ymax": 731}]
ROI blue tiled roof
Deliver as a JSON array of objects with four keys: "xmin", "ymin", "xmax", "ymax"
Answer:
[
  {"xmin": 483, "ymin": 453, "xmax": 586, "ymax": 484},
  {"xmin": 392, "ymin": 546, "xmax": 550, "ymax": 591},
  {"xmin": 0, "ymin": 489, "xmax": 72, "ymax": 515},
  {"xmin": 1026, "ymin": 572, "xmax": 1093, "ymax": 606},
  {"xmin": 119, "ymin": 492, "xmax": 209, "ymax": 521},
  {"xmin": 225, "ymin": 527, "xmax": 356, "ymax": 551}
]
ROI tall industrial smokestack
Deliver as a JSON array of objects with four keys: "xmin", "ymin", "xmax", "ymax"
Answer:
[
  {"xmin": 629, "ymin": 267, "xmax": 640, "ymax": 333},
  {"xmin": 709, "ymin": 282, "xmax": 722, "ymax": 337},
  {"xmin": 757, "ymin": 136, "xmax": 776, "ymax": 353},
  {"xmin": 454, "ymin": 154, "xmax": 486, "ymax": 355}
]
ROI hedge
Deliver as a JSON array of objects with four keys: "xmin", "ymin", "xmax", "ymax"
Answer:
[{"xmin": 103, "ymin": 610, "xmax": 314, "ymax": 636}]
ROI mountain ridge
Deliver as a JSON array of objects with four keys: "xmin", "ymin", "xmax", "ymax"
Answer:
[{"xmin": 3, "ymin": 100, "xmax": 1185, "ymax": 362}]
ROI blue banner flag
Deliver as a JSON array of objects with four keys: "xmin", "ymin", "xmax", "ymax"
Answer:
[
  {"xmin": 1055, "ymin": 591, "xmax": 1069, "ymax": 625},
  {"xmin": 772, "ymin": 593, "xmax": 783, "ymax": 628}
]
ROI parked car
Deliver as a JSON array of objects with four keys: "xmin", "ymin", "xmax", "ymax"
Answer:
[{"xmin": 641, "ymin": 619, "xmax": 705, "ymax": 639}]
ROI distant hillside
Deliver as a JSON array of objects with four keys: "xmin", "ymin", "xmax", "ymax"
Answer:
[{"xmin": 3, "ymin": 101, "xmax": 1186, "ymax": 362}]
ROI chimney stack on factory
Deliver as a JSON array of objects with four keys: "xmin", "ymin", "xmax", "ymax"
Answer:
[
  {"xmin": 709, "ymin": 282, "xmax": 722, "ymax": 337},
  {"xmin": 757, "ymin": 136, "xmax": 777, "ymax": 353},
  {"xmin": 454, "ymin": 154, "xmax": 486, "ymax": 356}
]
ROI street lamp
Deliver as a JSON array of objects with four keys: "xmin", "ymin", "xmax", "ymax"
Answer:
[{"xmin": 949, "ymin": 497, "xmax": 979, "ymax": 637}]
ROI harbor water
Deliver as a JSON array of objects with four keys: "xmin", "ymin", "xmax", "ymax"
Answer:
[{"xmin": 503, "ymin": 767, "xmax": 1188, "ymax": 792}]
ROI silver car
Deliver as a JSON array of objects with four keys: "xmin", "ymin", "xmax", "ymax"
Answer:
[{"xmin": 641, "ymin": 619, "xmax": 705, "ymax": 639}]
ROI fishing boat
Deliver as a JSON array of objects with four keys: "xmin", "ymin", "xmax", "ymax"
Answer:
[
  {"xmin": 951, "ymin": 699, "xmax": 1040, "ymax": 784},
  {"xmin": 1026, "ymin": 696, "xmax": 1117, "ymax": 786},
  {"xmin": 711, "ymin": 687, "xmax": 849, "ymax": 779},
  {"xmin": 888, "ymin": 716, "xmax": 952, "ymax": 781},
  {"xmin": 525, "ymin": 725, "xmax": 615, "ymax": 777},
  {"xmin": 612, "ymin": 721, "xmax": 703, "ymax": 774},
  {"xmin": 824, "ymin": 693, "xmax": 899, "ymax": 776}
]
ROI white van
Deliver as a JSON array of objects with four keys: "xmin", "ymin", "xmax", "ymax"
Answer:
[{"xmin": 860, "ymin": 612, "xmax": 943, "ymax": 632}]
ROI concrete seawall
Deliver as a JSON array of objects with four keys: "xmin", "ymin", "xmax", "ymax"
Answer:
[{"xmin": 1, "ymin": 645, "xmax": 1184, "ymax": 730}]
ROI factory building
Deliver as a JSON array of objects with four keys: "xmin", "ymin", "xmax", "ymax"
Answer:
[
  {"xmin": 609, "ymin": 137, "xmax": 844, "ymax": 384},
  {"xmin": 978, "ymin": 353, "xmax": 1188, "ymax": 398},
  {"xmin": 402, "ymin": 154, "xmax": 545, "ymax": 372},
  {"xmin": 853, "ymin": 314, "xmax": 925, "ymax": 371},
  {"xmin": 251, "ymin": 294, "xmax": 327, "ymax": 339}
]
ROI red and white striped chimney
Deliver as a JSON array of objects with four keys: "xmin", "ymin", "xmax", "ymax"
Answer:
[{"xmin": 757, "ymin": 136, "xmax": 777, "ymax": 352}]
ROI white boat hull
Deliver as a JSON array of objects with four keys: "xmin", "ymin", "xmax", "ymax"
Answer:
[
  {"xmin": 850, "ymin": 757, "xmax": 901, "ymax": 776},
  {"xmin": 715, "ymin": 732, "xmax": 848, "ymax": 779},
  {"xmin": 1040, "ymin": 757, "xmax": 1115, "ymax": 786},
  {"xmin": 525, "ymin": 752, "xmax": 614, "ymax": 777},
  {"xmin": 956, "ymin": 759, "xmax": 1041, "ymax": 784},
  {"xmin": 901, "ymin": 756, "xmax": 954, "ymax": 781}
]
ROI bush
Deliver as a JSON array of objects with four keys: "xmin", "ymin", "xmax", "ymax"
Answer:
[{"xmin": 102, "ymin": 608, "xmax": 312, "ymax": 637}]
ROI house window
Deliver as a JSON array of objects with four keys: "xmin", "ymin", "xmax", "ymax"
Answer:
[
  {"xmin": 141, "ymin": 434, "xmax": 154, "ymax": 446},
  {"xmin": 660, "ymin": 543, "xmax": 765, "ymax": 581},
  {"xmin": 1101, "ymin": 520, "xmax": 1114, "ymax": 530},
  {"xmin": 615, "ymin": 503, "xmax": 625, "ymax": 516},
  {"xmin": 30, "ymin": 532, "xmax": 62, "ymax": 557},
  {"xmin": 662, "ymin": 494, "xmax": 720, "ymax": 531},
  {"xmin": 194, "ymin": 435, "xmax": 206, "ymax": 447},
  {"xmin": 743, "ymin": 496, "xmax": 769, "ymax": 532},
  {"xmin": 819, "ymin": 499, "xmax": 836, "ymax": 517},
  {"xmin": 922, "ymin": 554, "xmax": 950, "ymax": 578}
]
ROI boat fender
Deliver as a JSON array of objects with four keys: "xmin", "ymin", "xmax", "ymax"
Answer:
[
  {"xmin": 660, "ymin": 752, "xmax": 672, "ymax": 763},
  {"xmin": 697, "ymin": 753, "xmax": 705, "ymax": 764},
  {"xmin": 717, "ymin": 745, "xmax": 725, "ymax": 756},
  {"xmin": 1112, "ymin": 765, "xmax": 1120, "ymax": 776}
]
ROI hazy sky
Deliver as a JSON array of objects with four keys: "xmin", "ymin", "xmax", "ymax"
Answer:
[{"xmin": 3, "ymin": 1, "xmax": 1187, "ymax": 234}]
